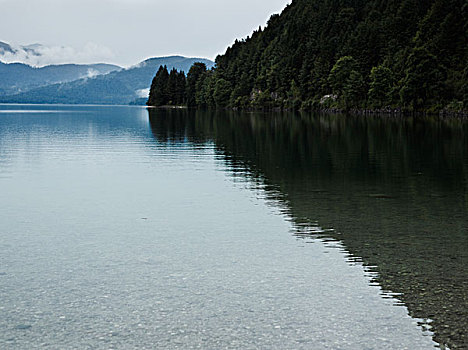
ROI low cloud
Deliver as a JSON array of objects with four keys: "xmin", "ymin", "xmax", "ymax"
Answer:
[
  {"xmin": 136, "ymin": 88, "xmax": 150, "ymax": 98},
  {"xmin": 86, "ymin": 68, "xmax": 100, "ymax": 78},
  {"xmin": 0, "ymin": 42, "xmax": 115, "ymax": 67}
]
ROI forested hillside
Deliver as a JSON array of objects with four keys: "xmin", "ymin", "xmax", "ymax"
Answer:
[{"xmin": 149, "ymin": 0, "xmax": 467, "ymax": 112}]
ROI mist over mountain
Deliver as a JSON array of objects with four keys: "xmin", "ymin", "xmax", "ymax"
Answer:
[
  {"xmin": 0, "ymin": 41, "xmax": 15, "ymax": 55},
  {"xmin": 0, "ymin": 56, "xmax": 214, "ymax": 105},
  {"xmin": 0, "ymin": 41, "xmax": 115, "ymax": 67},
  {"xmin": 0, "ymin": 60, "xmax": 121, "ymax": 96}
]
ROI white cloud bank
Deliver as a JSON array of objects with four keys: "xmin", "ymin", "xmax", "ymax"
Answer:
[
  {"xmin": 0, "ymin": 42, "xmax": 115, "ymax": 67},
  {"xmin": 0, "ymin": 0, "xmax": 290, "ymax": 66},
  {"xmin": 136, "ymin": 88, "xmax": 150, "ymax": 98}
]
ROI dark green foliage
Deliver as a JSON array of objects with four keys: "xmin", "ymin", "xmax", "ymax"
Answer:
[
  {"xmin": 147, "ymin": 66, "xmax": 187, "ymax": 106},
  {"xmin": 287, "ymin": 80, "xmax": 301, "ymax": 110},
  {"xmin": 213, "ymin": 79, "xmax": 232, "ymax": 107},
  {"xmin": 195, "ymin": 70, "xmax": 215, "ymax": 108},
  {"xmin": 329, "ymin": 56, "xmax": 365, "ymax": 109},
  {"xmin": 368, "ymin": 65, "xmax": 394, "ymax": 107},
  {"xmin": 181, "ymin": 0, "xmax": 467, "ymax": 112},
  {"xmin": 186, "ymin": 63, "xmax": 208, "ymax": 107},
  {"xmin": 399, "ymin": 47, "xmax": 445, "ymax": 111},
  {"xmin": 166, "ymin": 68, "xmax": 187, "ymax": 105},
  {"xmin": 464, "ymin": 63, "xmax": 468, "ymax": 108},
  {"xmin": 148, "ymin": 66, "xmax": 169, "ymax": 106},
  {"xmin": 344, "ymin": 70, "xmax": 365, "ymax": 108},
  {"xmin": 175, "ymin": 70, "xmax": 187, "ymax": 105}
]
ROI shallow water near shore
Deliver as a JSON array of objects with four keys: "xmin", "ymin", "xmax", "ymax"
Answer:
[{"xmin": 0, "ymin": 105, "xmax": 466, "ymax": 349}]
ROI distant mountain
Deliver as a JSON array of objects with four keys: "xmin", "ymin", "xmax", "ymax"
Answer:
[
  {"xmin": 0, "ymin": 41, "xmax": 46, "ymax": 56},
  {"xmin": 0, "ymin": 56, "xmax": 215, "ymax": 105},
  {"xmin": 0, "ymin": 41, "xmax": 15, "ymax": 55},
  {"xmin": 0, "ymin": 40, "xmax": 115, "ymax": 67},
  {"xmin": 0, "ymin": 60, "xmax": 121, "ymax": 96}
]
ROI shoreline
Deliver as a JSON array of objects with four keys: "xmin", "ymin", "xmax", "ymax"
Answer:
[
  {"xmin": 321, "ymin": 108, "xmax": 468, "ymax": 119},
  {"xmin": 146, "ymin": 105, "xmax": 188, "ymax": 109},
  {"xmin": 2, "ymin": 102, "xmax": 466, "ymax": 118}
]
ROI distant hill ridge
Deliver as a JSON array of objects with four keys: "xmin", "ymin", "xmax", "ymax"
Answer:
[
  {"xmin": 0, "ymin": 41, "xmax": 15, "ymax": 54},
  {"xmin": 0, "ymin": 56, "xmax": 214, "ymax": 105},
  {"xmin": 0, "ymin": 60, "xmax": 121, "ymax": 96}
]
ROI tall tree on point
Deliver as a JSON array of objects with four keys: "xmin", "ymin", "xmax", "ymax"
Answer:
[
  {"xmin": 148, "ymin": 65, "xmax": 169, "ymax": 106},
  {"xmin": 186, "ymin": 63, "xmax": 207, "ymax": 108}
]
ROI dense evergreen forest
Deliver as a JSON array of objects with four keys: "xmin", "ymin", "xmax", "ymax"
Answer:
[
  {"xmin": 148, "ymin": 0, "xmax": 468, "ymax": 112},
  {"xmin": 147, "ymin": 66, "xmax": 187, "ymax": 106}
]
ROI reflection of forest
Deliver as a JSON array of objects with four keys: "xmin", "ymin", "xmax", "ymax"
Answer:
[{"xmin": 148, "ymin": 109, "xmax": 468, "ymax": 349}]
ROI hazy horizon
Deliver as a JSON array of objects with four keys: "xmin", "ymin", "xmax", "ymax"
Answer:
[{"xmin": 0, "ymin": 0, "xmax": 290, "ymax": 67}]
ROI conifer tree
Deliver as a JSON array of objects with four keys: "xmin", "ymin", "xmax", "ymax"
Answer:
[
  {"xmin": 148, "ymin": 65, "xmax": 169, "ymax": 106},
  {"xmin": 148, "ymin": 0, "xmax": 467, "ymax": 112},
  {"xmin": 186, "ymin": 63, "xmax": 207, "ymax": 107}
]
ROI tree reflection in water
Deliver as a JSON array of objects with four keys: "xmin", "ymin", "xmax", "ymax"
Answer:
[{"xmin": 148, "ymin": 109, "xmax": 468, "ymax": 349}]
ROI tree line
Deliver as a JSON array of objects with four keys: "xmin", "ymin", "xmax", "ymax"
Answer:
[
  {"xmin": 148, "ymin": 0, "xmax": 468, "ymax": 113},
  {"xmin": 147, "ymin": 66, "xmax": 187, "ymax": 106}
]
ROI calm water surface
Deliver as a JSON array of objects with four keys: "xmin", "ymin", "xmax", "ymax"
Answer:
[{"xmin": 0, "ymin": 105, "xmax": 466, "ymax": 349}]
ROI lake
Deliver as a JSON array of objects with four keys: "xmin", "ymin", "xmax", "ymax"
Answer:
[{"xmin": 0, "ymin": 105, "xmax": 466, "ymax": 349}]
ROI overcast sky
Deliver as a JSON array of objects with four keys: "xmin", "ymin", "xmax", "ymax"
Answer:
[{"xmin": 0, "ymin": 0, "xmax": 290, "ymax": 67}]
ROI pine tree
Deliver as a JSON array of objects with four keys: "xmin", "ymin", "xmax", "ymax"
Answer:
[
  {"xmin": 150, "ymin": 0, "xmax": 466, "ymax": 112},
  {"xmin": 186, "ymin": 63, "xmax": 207, "ymax": 107},
  {"xmin": 167, "ymin": 68, "xmax": 179, "ymax": 105},
  {"xmin": 148, "ymin": 65, "xmax": 169, "ymax": 106}
]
